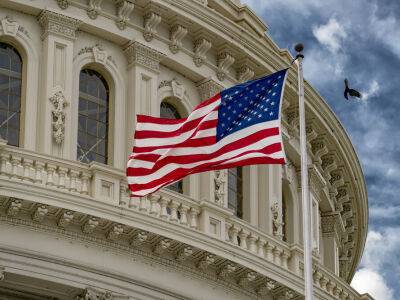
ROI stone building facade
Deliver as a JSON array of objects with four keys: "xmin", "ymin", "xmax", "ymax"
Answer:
[{"xmin": 0, "ymin": 0, "xmax": 372, "ymax": 299}]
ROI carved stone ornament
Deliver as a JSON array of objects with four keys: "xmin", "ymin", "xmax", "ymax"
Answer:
[
  {"xmin": 49, "ymin": 87, "xmax": 69, "ymax": 144},
  {"xmin": 38, "ymin": 10, "xmax": 82, "ymax": 40},
  {"xmin": 123, "ymin": 41, "xmax": 165, "ymax": 72},
  {"xmin": 115, "ymin": 0, "xmax": 135, "ymax": 30},
  {"xmin": 1, "ymin": 16, "xmax": 19, "ymax": 37},
  {"xmin": 87, "ymin": 0, "xmax": 103, "ymax": 19},
  {"xmin": 214, "ymin": 170, "xmax": 226, "ymax": 206},
  {"xmin": 193, "ymin": 37, "xmax": 211, "ymax": 67},
  {"xmin": 76, "ymin": 287, "xmax": 112, "ymax": 300},
  {"xmin": 57, "ymin": 0, "xmax": 70, "ymax": 9},
  {"xmin": 271, "ymin": 201, "xmax": 284, "ymax": 239},
  {"xmin": 196, "ymin": 78, "xmax": 223, "ymax": 101},
  {"xmin": 169, "ymin": 23, "xmax": 188, "ymax": 54},
  {"xmin": 237, "ymin": 65, "xmax": 255, "ymax": 82},
  {"xmin": 143, "ymin": 11, "xmax": 161, "ymax": 42},
  {"xmin": 216, "ymin": 51, "xmax": 235, "ymax": 81},
  {"xmin": 238, "ymin": 271, "xmax": 257, "ymax": 288}
]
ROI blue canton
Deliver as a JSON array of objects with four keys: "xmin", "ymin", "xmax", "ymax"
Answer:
[{"xmin": 216, "ymin": 69, "xmax": 288, "ymax": 142}]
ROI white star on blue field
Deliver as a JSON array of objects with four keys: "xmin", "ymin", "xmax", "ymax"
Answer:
[{"xmin": 242, "ymin": 0, "xmax": 400, "ymax": 299}]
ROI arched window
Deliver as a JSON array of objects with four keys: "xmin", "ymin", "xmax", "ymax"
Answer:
[
  {"xmin": 160, "ymin": 101, "xmax": 183, "ymax": 194},
  {"xmin": 77, "ymin": 69, "xmax": 109, "ymax": 164},
  {"xmin": 228, "ymin": 167, "xmax": 243, "ymax": 218},
  {"xmin": 0, "ymin": 42, "xmax": 22, "ymax": 146}
]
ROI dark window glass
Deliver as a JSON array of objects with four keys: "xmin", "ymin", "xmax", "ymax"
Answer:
[
  {"xmin": 0, "ymin": 42, "xmax": 22, "ymax": 146},
  {"xmin": 77, "ymin": 69, "xmax": 109, "ymax": 164},
  {"xmin": 228, "ymin": 167, "xmax": 243, "ymax": 218},
  {"xmin": 160, "ymin": 101, "xmax": 183, "ymax": 194}
]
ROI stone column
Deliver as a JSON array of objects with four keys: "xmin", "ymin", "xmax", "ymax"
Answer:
[
  {"xmin": 321, "ymin": 212, "xmax": 341, "ymax": 275},
  {"xmin": 243, "ymin": 165, "xmax": 258, "ymax": 226},
  {"xmin": 123, "ymin": 41, "xmax": 165, "ymax": 159},
  {"xmin": 196, "ymin": 78, "xmax": 224, "ymax": 205},
  {"xmin": 37, "ymin": 10, "xmax": 81, "ymax": 159}
]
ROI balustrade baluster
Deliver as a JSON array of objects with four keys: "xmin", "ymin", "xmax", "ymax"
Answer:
[
  {"xmin": 169, "ymin": 200, "xmax": 179, "ymax": 222},
  {"xmin": 149, "ymin": 194, "xmax": 160, "ymax": 215},
  {"xmin": 11, "ymin": 156, "xmax": 22, "ymax": 179},
  {"xmin": 248, "ymin": 234, "xmax": 258, "ymax": 253},
  {"xmin": 189, "ymin": 208, "xmax": 199, "ymax": 229},
  {"xmin": 69, "ymin": 170, "xmax": 79, "ymax": 192},
  {"xmin": 265, "ymin": 242, "xmax": 274, "ymax": 262},
  {"xmin": 230, "ymin": 226, "xmax": 239, "ymax": 245},
  {"xmin": 0, "ymin": 153, "xmax": 10, "ymax": 176},
  {"xmin": 80, "ymin": 172, "xmax": 90, "ymax": 194},
  {"xmin": 159, "ymin": 197, "xmax": 169, "ymax": 218},
  {"xmin": 57, "ymin": 167, "xmax": 68, "ymax": 189},
  {"xmin": 22, "ymin": 158, "xmax": 34, "ymax": 182},
  {"xmin": 238, "ymin": 229, "xmax": 249, "ymax": 249},
  {"xmin": 257, "ymin": 239, "xmax": 266, "ymax": 257},
  {"xmin": 33, "ymin": 161, "xmax": 44, "ymax": 184},
  {"xmin": 46, "ymin": 164, "xmax": 56, "ymax": 186},
  {"xmin": 179, "ymin": 205, "xmax": 189, "ymax": 225}
]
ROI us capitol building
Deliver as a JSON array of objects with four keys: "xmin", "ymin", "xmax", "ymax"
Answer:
[{"xmin": 0, "ymin": 0, "xmax": 372, "ymax": 299}]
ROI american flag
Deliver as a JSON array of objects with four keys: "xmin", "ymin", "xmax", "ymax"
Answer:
[{"xmin": 127, "ymin": 69, "xmax": 288, "ymax": 197}]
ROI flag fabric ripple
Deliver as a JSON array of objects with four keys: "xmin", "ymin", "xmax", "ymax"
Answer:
[{"xmin": 127, "ymin": 69, "xmax": 288, "ymax": 197}]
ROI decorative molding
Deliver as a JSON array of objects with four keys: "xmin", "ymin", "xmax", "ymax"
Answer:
[
  {"xmin": 6, "ymin": 198, "xmax": 22, "ymax": 216},
  {"xmin": 271, "ymin": 201, "xmax": 283, "ymax": 239},
  {"xmin": 175, "ymin": 246, "xmax": 193, "ymax": 262},
  {"xmin": 82, "ymin": 216, "xmax": 99, "ymax": 234},
  {"xmin": 1, "ymin": 16, "xmax": 19, "ymax": 37},
  {"xmin": 238, "ymin": 271, "xmax": 257, "ymax": 287},
  {"xmin": 38, "ymin": 10, "xmax": 82, "ymax": 40},
  {"xmin": 169, "ymin": 23, "xmax": 188, "ymax": 54},
  {"xmin": 114, "ymin": 0, "xmax": 135, "ymax": 30},
  {"xmin": 56, "ymin": 0, "xmax": 70, "ymax": 10},
  {"xmin": 58, "ymin": 210, "xmax": 74, "ymax": 228},
  {"xmin": 107, "ymin": 224, "xmax": 124, "ymax": 240},
  {"xmin": 197, "ymin": 254, "xmax": 215, "ymax": 270},
  {"xmin": 123, "ymin": 41, "xmax": 165, "ymax": 72},
  {"xmin": 130, "ymin": 230, "xmax": 148, "ymax": 246},
  {"xmin": 87, "ymin": 0, "xmax": 103, "ymax": 19},
  {"xmin": 32, "ymin": 204, "xmax": 48, "ymax": 223},
  {"xmin": 217, "ymin": 263, "xmax": 236, "ymax": 279},
  {"xmin": 214, "ymin": 170, "xmax": 226, "ymax": 206},
  {"xmin": 49, "ymin": 87, "xmax": 68, "ymax": 145},
  {"xmin": 193, "ymin": 34, "xmax": 211, "ymax": 67},
  {"xmin": 216, "ymin": 50, "xmax": 235, "ymax": 81},
  {"xmin": 143, "ymin": 11, "xmax": 161, "ymax": 42},
  {"xmin": 196, "ymin": 78, "xmax": 223, "ymax": 101},
  {"xmin": 256, "ymin": 279, "xmax": 277, "ymax": 295},
  {"xmin": 76, "ymin": 287, "xmax": 113, "ymax": 300},
  {"xmin": 153, "ymin": 238, "xmax": 171, "ymax": 254},
  {"xmin": 237, "ymin": 65, "xmax": 254, "ymax": 83}
]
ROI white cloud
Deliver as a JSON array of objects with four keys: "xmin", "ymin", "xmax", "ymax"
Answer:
[
  {"xmin": 361, "ymin": 80, "xmax": 380, "ymax": 101},
  {"xmin": 312, "ymin": 18, "xmax": 347, "ymax": 53},
  {"xmin": 352, "ymin": 268, "xmax": 394, "ymax": 300},
  {"xmin": 370, "ymin": 6, "xmax": 400, "ymax": 59},
  {"xmin": 370, "ymin": 205, "xmax": 400, "ymax": 219},
  {"xmin": 351, "ymin": 229, "xmax": 400, "ymax": 299}
]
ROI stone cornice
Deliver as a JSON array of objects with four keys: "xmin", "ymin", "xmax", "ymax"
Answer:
[{"xmin": 37, "ymin": 10, "xmax": 82, "ymax": 40}]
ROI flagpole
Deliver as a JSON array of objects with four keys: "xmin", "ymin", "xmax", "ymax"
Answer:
[{"xmin": 295, "ymin": 43, "xmax": 314, "ymax": 300}]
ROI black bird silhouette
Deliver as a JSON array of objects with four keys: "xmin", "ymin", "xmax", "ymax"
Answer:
[{"xmin": 344, "ymin": 79, "xmax": 362, "ymax": 100}]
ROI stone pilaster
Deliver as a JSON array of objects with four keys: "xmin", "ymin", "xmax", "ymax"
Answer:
[
  {"xmin": 123, "ymin": 41, "xmax": 165, "ymax": 159},
  {"xmin": 37, "ymin": 10, "xmax": 81, "ymax": 159}
]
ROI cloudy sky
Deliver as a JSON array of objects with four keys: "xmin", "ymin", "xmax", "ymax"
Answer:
[{"xmin": 241, "ymin": 0, "xmax": 400, "ymax": 298}]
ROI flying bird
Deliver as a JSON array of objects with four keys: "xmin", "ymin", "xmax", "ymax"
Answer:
[{"xmin": 344, "ymin": 79, "xmax": 362, "ymax": 100}]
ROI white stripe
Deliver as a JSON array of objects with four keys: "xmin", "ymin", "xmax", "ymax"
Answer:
[
  {"xmin": 130, "ymin": 152, "xmax": 284, "ymax": 197},
  {"xmin": 136, "ymin": 99, "xmax": 220, "ymax": 133},
  {"xmin": 132, "ymin": 120, "xmax": 280, "ymax": 157},
  {"xmin": 127, "ymin": 134, "xmax": 282, "ymax": 184},
  {"xmin": 134, "ymin": 110, "xmax": 218, "ymax": 147}
]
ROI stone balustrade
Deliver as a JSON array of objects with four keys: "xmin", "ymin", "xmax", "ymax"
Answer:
[{"xmin": 0, "ymin": 141, "xmax": 363, "ymax": 299}]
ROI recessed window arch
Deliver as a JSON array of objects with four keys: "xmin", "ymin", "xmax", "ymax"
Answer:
[
  {"xmin": 160, "ymin": 101, "xmax": 184, "ymax": 194},
  {"xmin": 77, "ymin": 68, "xmax": 110, "ymax": 164},
  {"xmin": 228, "ymin": 167, "xmax": 243, "ymax": 218},
  {"xmin": 0, "ymin": 42, "xmax": 22, "ymax": 147}
]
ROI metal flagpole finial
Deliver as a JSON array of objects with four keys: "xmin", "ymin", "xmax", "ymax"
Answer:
[{"xmin": 295, "ymin": 43, "xmax": 304, "ymax": 59}]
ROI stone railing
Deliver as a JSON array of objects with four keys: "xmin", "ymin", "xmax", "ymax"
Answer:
[{"xmin": 0, "ymin": 141, "xmax": 365, "ymax": 299}]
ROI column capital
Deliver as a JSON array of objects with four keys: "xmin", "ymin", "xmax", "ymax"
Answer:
[
  {"xmin": 38, "ymin": 10, "xmax": 82, "ymax": 40},
  {"xmin": 196, "ymin": 77, "xmax": 223, "ymax": 101},
  {"xmin": 123, "ymin": 41, "xmax": 165, "ymax": 73}
]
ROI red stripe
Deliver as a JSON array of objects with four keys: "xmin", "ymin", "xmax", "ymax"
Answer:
[
  {"xmin": 133, "ymin": 136, "xmax": 217, "ymax": 153},
  {"xmin": 128, "ymin": 129, "xmax": 281, "ymax": 175},
  {"xmin": 137, "ymin": 115, "xmax": 187, "ymax": 124},
  {"xmin": 127, "ymin": 144, "xmax": 283, "ymax": 190},
  {"xmin": 128, "ymin": 154, "xmax": 284, "ymax": 194},
  {"xmin": 135, "ymin": 119, "xmax": 218, "ymax": 139}
]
